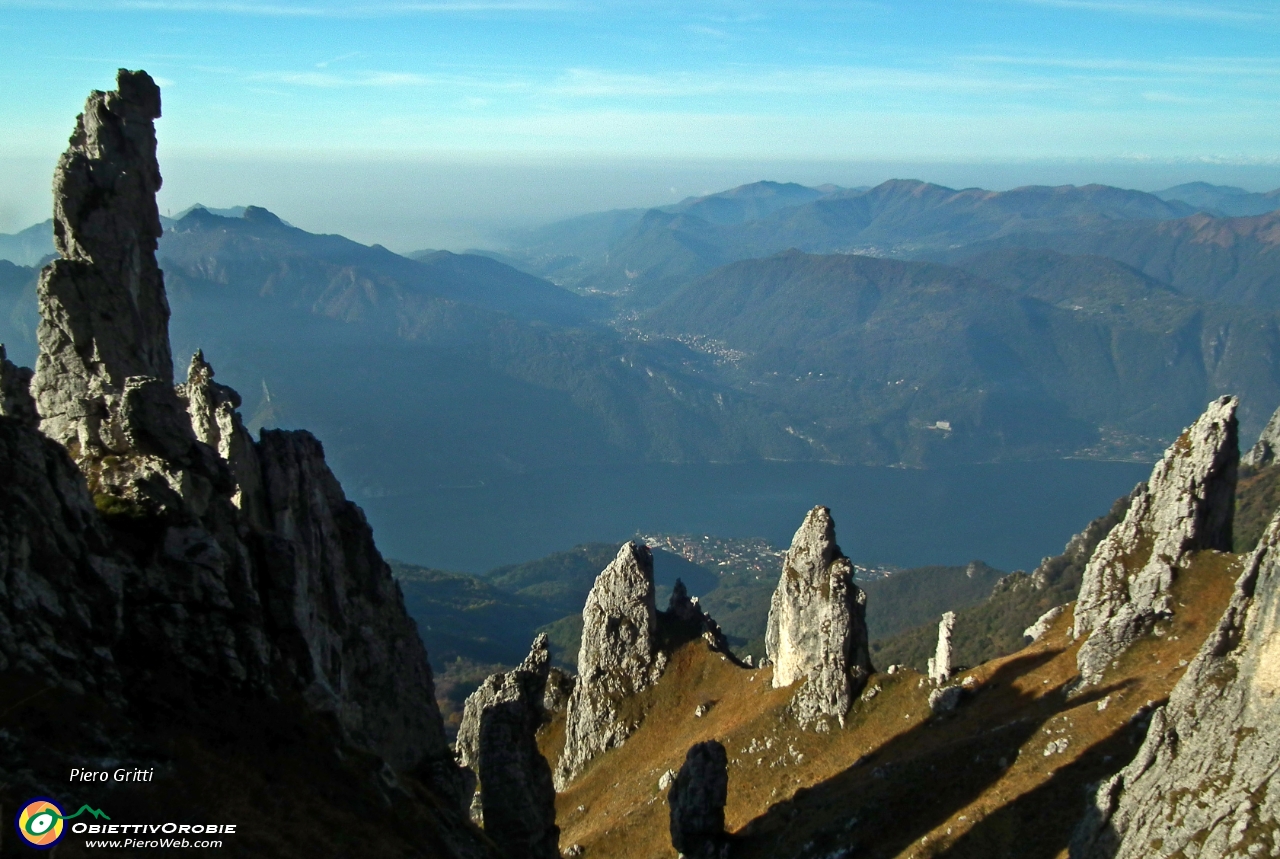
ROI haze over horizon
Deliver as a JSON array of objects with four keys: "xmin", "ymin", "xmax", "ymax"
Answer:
[{"xmin": 2, "ymin": 0, "xmax": 1280, "ymax": 248}]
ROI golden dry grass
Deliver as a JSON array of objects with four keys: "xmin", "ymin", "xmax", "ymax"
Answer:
[{"xmin": 545, "ymin": 548, "xmax": 1243, "ymax": 859}]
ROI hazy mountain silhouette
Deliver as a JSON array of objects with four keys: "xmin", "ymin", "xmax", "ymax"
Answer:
[
  {"xmin": 1155, "ymin": 181, "xmax": 1280, "ymax": 217},
  {"xmin": 500, "ymin": 179, "xmax": 1201, "ymax": 307}
]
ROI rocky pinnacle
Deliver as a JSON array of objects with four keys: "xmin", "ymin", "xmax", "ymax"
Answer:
[
  {"xmin": 456, "ymin": 635, "xmax": 559, "ymax": 859},
  {"xmin": 1071, "ymin": 505, "xmax": 1280, "ymax": 859},
  {"xmin": 32, "ymin": 69, "xmax": 174, "ymax": 454},
  {"xmin": 1073, "ymin": 397, "xmax": 1238, "ymax": 685},
  {"xmin": 927, "ymin": 611, "xmax": 956, "ymax": 685},
  {"xmin": 1243, "ymin": 401, "xmax": 1280, "ymax": 468},
  {"xmin": 765, "ymin": 506, "xmax": 873, "ymax": 728},
  {"xmin": 555, "ymin": 542, "xmax": 666, "ymax": 789}
]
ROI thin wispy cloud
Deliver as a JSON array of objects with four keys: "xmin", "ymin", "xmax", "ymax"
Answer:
[
  {"xmin": 316, "ymin": 51, "xmax": 360, "ymax": 68},
  {"xmin": 0, "ymin": 0, "xmax": 565, "ymax": 15},
  {"xmin": 1005, "ymin": 0, "xmax": 1279, "ymax": 22},
  {"xmin": 546, "ymin": 65, "xmax": 1059, "ymax": 99},
  {"xmin": 967, "ymin": 53, "xmax": 1280, "ymax": 79}
]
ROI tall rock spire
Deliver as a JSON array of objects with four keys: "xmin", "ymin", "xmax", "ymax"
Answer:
[
  {"xmin": 1073, "ymin": 396, "xmax": 1238, "ymax": 684},
  {"xmin": 555, "ymin": 541, "xmax": 666, "ymax": 788},
  {"xmin": 1071, "ymin": 502, "xmax": 1280, "ymax": 859},
  {"xmin": 765, "ymin": 506, "xmax": 873, "ymax": 727},
  {"xmin": 32, "ymin": 69, "xmax": 174, "ymax": 454}
]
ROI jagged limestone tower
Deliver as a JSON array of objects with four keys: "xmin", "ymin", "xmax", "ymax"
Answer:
[
  {"xmin": 456, "ymin": 635, "xmax": 559, "ymax": 859},
  {"xmin": 766, "ymin": 506, "xmax": 874, "ymax": 727},
  {"xmin": 556, "ymin": 542, "xmax": 666, "ymax": 788},
  {"xmin": 927, "ymin": 611, "xmax": 956, "ymax": 685},
  {"xmin": 33, "ymin": 69, "xmax": 174, "ymax": 456},
  {"xmin": 1072, "ymin": 471, "xmax": 1280, "ymax": 859},
  {"xmin": 1073, "ymin": 396, "xmax": 1238, "ymax": 684}
]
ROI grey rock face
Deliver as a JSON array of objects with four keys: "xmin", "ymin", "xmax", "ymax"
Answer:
[
  {"xmin": 927, "ymin": 611, "xmax": 956, "ymax": 685},
  {"xmin": 543, "ymin": 666, "xmax": 575, "ymax": 715},
  {"xmin": 257, "ymin": 428, "xmax": 447, "ymax": 771},
  {"xmin": 668, "ymin": 578, "xmax": 735, "ymax": 656},
  {"xmin": 1074, "ymin": 397, "xmax": 1238, "ymax": 684},
  {"xmin": 669, "ymin": 740, "xmax": 730, "ymax": 859},
  {"xmin": 1023, "ymin": 605, "xmax": 1066, "ymax": 643},
  {"xmin": 0, "ymin": 345, "xmax": 37, "ymax": 428},
  {"xmin": 1070, "ymin": 508, "xmax": 1280, "ymax": 859},
  {"xmin": 1, "ymin": 71, "xmax": 490, "ymax": 858},
  {"xmin": 456, "ymin": 635, "xmax": 559, "ymax": 859},
  {"xmin": 1243, "ymin": 402, "xmax": 1280, "ymax": 468},
  {"xmin": 765, "ymin": 506, "xmax": 873, "ymax": 727},
  {"xmin": 33, "ymin": 69, "xmax": 174, "ymax": 455},
  {"xmin": 556, "ymin": 542, "xmax": 666, "ymax": 788},
  {"xmin": 179, "ymin": 350, "xmax": 266, "ymax": 525},
  {"xmin": 927, "ymin": 684, "xmax": 963, "ymax": 715},
  {"xmin": 0, "ymin": 415, "xmax": 126, "ymax": 697}
]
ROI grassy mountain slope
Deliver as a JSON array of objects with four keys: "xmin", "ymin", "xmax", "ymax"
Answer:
[
  {"xmin": 872, "ymin": 459, "xmax": 1280, "ymax": 674},
  {"xmin": 546, "ymin": 548, "xmax": 1239, "ymax": 859}
]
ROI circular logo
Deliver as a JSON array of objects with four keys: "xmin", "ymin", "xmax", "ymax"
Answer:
[{"xmin": 15, "ymin": 798, "xmax": 65, "ymax": 849}]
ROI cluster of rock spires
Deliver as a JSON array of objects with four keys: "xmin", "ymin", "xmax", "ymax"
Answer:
[
  {"xmin": 0, "ymin": 70, "xmax": 485, "ymax": 856},
  {"xmin": 13, "ymin": 71, "xmax": 1280, "ymax": 859},
  {"xmin": 1073, "ymin": 395, "xmax": 1238, "ymax": 685},
  {"xmin": 765, "ymin": 506, "xmax": 874, "ymax": 728}
]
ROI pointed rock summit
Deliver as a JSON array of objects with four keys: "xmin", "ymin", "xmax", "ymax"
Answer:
[
  {"xmin": 33, "ymin": 69, "xmax": 175, "ymax": 455},
  {"xmin": 1071, "ymin": 506, "xmax": 1280, "ymax": 859},
  {"xmin": 179, "ymin": 350, "xmax": 266, "ymax": 522},
  {"xmin": 556, "ymin": 541, "xmax": 666, "ymax": 788},
  {"xmin": 0, "ymin": 74, "xmax": 482, "ymax": 851},
  {"xmin": 1074, "ymin": 396, "xmax": 1238, "ymax": 684},
  {"xmin": 927, "ymin": 611, "xmax": 956, "ymax": 685},
  {"xmin": 765, "ymin": 506, "xmax": 873, "ymax": 727},
  {"xmin": 1243, "ymin": 401, "xmax": 1280, "ymax": 468},
  {"xmin": 456, "ymin": 635, "xmax": 559, "ymax": 859}
]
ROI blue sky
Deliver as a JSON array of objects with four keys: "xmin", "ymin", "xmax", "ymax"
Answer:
[{"xmin": 2, "ymin": 0, "xmax": 1279, "ymax": 248}]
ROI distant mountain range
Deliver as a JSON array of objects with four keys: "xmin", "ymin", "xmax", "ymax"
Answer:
[
  {"xmin": 493, "ymin": 179, "xmax": 1280, "ymax": 306},
  {"xmin": 2, "ymin": 180, "xmax": 1280, "ymax": 492}
]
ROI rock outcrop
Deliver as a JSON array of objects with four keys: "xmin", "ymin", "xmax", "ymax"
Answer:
[
  {"xmin": 32, "ymin": 69, "xmax": 174, "ymax": 457},
  {"xmin": 1243, "ymin": 401, "xmax": 1280, "ymax": 468},
  {"xmin": 456, "ymin": 635, "xmax": 559, "ymax": 859},
  {"xmin": 1023, "ymin": 605, "xmax": 1065, "ymax": 643},
  {"xmin": 668, "ymin": 578, "xmax": 734, "ymax": 656},
  {"xmin": 256, "ymin": 428, "xmax": 448, "ymax": 770},
  {"xmin": 927, "ymin": 611, "xmax": 956, "ymax": 685},
  {"xmin": 765, "ymin": 506, "xmax": 873, "ymax": 727},
  {"xmin": 179, "ymin": 350, "xmax": 266, "ymax": 523},
  {"xmin": 1073, "ymin": 397, "xmax": 1238, "ymax": 684},
  {"xmin": 0, "ymin": 343, "xmax": 37, "ymax": 427},
  {"xmin": 1071, "ymin": 507, "xmax": 1280, "ymax": 859},
  {"xmin": 556, "ymin": 541, "xmax": 667, "ymax": 788},
  {"xmin": 0, "ymin": 71, "xmax": 485, "ymax": 856},
  {"xmin": 669, "ymin": 740, "xmax": 730, "ymax": 859}
]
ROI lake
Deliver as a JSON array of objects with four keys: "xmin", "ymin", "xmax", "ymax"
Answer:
[{"xmin": 357, "ymin": 458, "xmax": 1151, "ymax": 574}]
